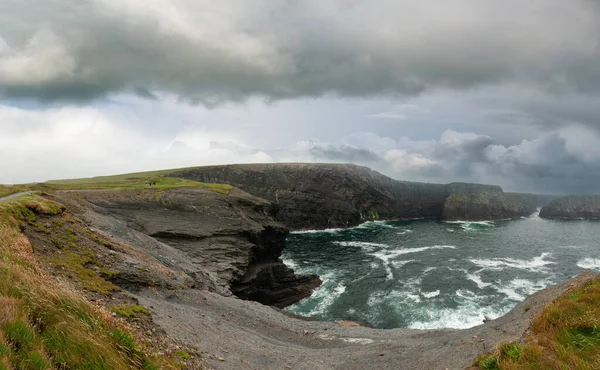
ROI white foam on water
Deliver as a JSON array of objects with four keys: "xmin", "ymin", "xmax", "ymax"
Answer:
[
  {"xmin": 577, "ymin": 258, "xmax": 600, "ymax": 270},
  {"xmin": 334, "ymin": 284, "xmax": 347, "ymax": 295},
  {"xmin": 391, "ymin": 259, "xmax": 417, "ymax": 269},
  {"xmin": 445, "ymin": 220, "xmax": 495, "ymax": 231},
  {"xmin": 560, "ymin": 245, "xmax": 582, "ymax": 249},
  {"xmin": 293, "ymin": 220, "xmax": 399, "ymax": 235},
  {"xmin": 365, "ymin": 245, "xmax": 454, "ymax": 280},
  {"xmin": 386, "ymin": 245, "xmax": 456, "ymax": 256},
  {"xmin": 495, "ymin": 286, "xmax": 525, "ymax": 301},
  {"xmin": 383, "ymin": 259, "xmax": 417, "ymax": 279},
  {"xmin": 369, "ymin": 289, "xmax": 422, "ymax": 307},
  {"xmin": 287, "ymin": 272, "xmax": 346, "ymax": 317},
  {"xmin": 466, "ymin": 271, "xmax": 492, "ymax": 289},
  {"xmin": 422, "ymin": 290, "xmax": 440, "ymax": 299},
  {"xmin": 334, "ymin": 241, "xmax": 390, "ymax": 250},
  {"xmin": 356, "ymin": 220, "xmax": 396, "ymax": 229},
  {"xmin": 304, "ymin": 281, "xmax": 347, "ymax": 316},
  {"xmin": 369, "ymin": 250, "xmax": 415, "ymax": 279},
  {"xmin": 526, "ymin": 209, "xmax": 542, "ymax": 220},
  {"xmin": 493, "ymin": 278, "xmax": 552, "ymax": 302},
  {"xmin": 468, "ymin": 252, "xmax": 554, "ymax": 272},
  {"xmin": 405, "ymin": 288, "xmax": 512, "ymax": 329},
  {"xmin": 446, "ymin": 267, "xmax": 468, "ymax": 274},
  {"xmin": 445, "ymin": 220, "xmax": 495, "ymax": 225},
  {"xmin": 283, "ymin": 259, "xmax": 298, "ymax": 270},
  {"xmin": 423, "ymin": 267, "xmax": 438, "ymax": 274},
  {"xmin": 397, "ymin": 229, "xmax": 413, "ymax": 235},
  {"xmin": 290, "ymin": 227, "xmax": 345, "ymax": 234},
  {"xmin": 455, "ymin": 289, "xmax": 478, "ymax": 299},
  {"xmin": 408, "ymin": 304, "xmax": 506, "ymax": 330}
]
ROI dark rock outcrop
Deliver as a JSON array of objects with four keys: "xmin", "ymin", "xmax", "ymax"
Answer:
[
  {"xmin": 442, "ymin": 183, "xmax": 536, "ymax": 220},
  {"xmin": 172, "ymin": 163, "xmax": 536, "ymax": 228},
  {"xmin": 540, "ymin": 195, "xmax": 600, "ymax": 219},
  {"xmin": 52, "ymin": 187, "xmax": 320, "ymax": 307}
]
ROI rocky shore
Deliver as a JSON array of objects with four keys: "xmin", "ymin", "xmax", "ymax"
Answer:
[{"xmin": 540, "ymin": 195, "xmax": 600, "ymax": 219}]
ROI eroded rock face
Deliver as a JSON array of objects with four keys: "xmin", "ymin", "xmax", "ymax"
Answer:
[
  {"xmin": 442, "ymin": 183, "xmax": 536, "ymax": 221},
  {"xmin": 172, "ymin": 163, "xmax": 536, "ymax": 227},
  {"xmin": 53, "ymin": 187, "xmax": 320, "ymax": 307},
  {"xmin": 540, "ymin": 195, "xmax": 600, "ymax": 219}
]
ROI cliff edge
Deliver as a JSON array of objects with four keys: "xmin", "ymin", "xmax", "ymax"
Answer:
[
  {"xmin": 172, "ymin": 163, "xmax": 537, "ymax": 228},
  {"xmin": 540, "ymin": 195, "xmax": 600, "ymax": 219}
]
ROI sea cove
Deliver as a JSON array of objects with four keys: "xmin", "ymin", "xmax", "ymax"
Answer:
[{"xmin": 284, "ymin": 215, "xmax": 600, "ymax": 329}]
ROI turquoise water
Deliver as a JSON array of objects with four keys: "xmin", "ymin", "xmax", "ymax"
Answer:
[{"xmin": 282, "ymin": 213, "xmax": 600, "ymax": 329}]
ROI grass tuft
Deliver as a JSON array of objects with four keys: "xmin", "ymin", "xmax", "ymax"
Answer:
[
  {"xmin": 0, "ymin": 222, "xmax": 178, "ymax": 369},
  {"xmin": 473, "ymin": 274, "xmax": 600, "ymax": 369},
  {"xmin": 109, "ymin": 305, "xmax": 150, "ymax": 319}
]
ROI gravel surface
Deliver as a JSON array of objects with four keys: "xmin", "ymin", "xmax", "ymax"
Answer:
[{"xmin": 137, "ymin": 271, "xmax": 593, "ymax": 370}]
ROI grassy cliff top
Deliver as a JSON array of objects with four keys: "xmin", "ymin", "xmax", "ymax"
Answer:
[{"xmin": 1, "ymin": 167, "xmax": 233, "ymax": 196}]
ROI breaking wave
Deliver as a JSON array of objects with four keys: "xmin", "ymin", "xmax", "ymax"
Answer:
[
  {"xmin": 468, "ymin": 253, "xmax": 554, "ymax": 272},
  {"xmin": 577, "ymin": 258, "xmax": 600, "ymax": 270}
]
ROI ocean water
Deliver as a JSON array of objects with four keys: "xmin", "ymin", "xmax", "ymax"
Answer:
[{"xmin": 281, "ymin": 213, "xmax": 600, "ymax": 329}]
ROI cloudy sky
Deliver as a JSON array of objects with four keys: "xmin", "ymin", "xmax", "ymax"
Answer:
[{"xmin": 1, "ymin": 0, "xmax": 599, "ymax": 194}]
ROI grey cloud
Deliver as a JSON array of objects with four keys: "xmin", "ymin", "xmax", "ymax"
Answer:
[
  {"xmin": 392, "ymin": 131, "xmax": 600, "ymax": 194},
  {"xmin": 300, "ymin": 130, "xmax": 600, "ymax": 195},
  {"xmin": 307, "ymin": 143, "xmax": 382, "ymax": 163},
  {"xmin": 1, "ymin": 1, "xmax": 599, "ymax": 104},
  {"xmin": 432, "ymin": 131, "xmax": 493, "ymax": 176}
]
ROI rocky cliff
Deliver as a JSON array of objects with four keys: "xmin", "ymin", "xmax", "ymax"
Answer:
[
  {"xmin": 539, "ymin": 195, "xmax": 600, "ymax": 219},
  {"xmin": 172, "ymin": 163, "xmax": 536, "ymax": 228},
  {"xmin": 51, "ymin": 187, "xmax": 320, "ymax": 307},
  {"xmin": 442, "ymin": 183, "xmax": 536, "ymax": 220}
]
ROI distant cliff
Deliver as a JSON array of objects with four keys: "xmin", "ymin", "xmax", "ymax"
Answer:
[
  {"xmin": 540, "ymin": 195, "xmax": 600, "ymax": 219},
  {"xmin": 442, "ymin": 183, "xmax": 536, "ymax": 221},
  {"xmin": 172, "ymin": 163, "xmax": 537, "ymax": 228},
  {"xmin": 505, "ymin": 192, "xmax": 559, "ymax": 209}
]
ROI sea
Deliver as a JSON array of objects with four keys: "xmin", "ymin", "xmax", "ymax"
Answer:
[{"xmin": 281, "ymin": 211, "xmax": 600, "ymax": 329}]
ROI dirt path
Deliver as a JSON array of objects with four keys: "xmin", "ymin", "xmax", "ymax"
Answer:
[{"xmin": 0, "ymin": 191, "xmax": 33, "ymax": 203}]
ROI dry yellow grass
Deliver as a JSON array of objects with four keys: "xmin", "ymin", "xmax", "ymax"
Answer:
[
  {"xmin": 474, "ymin": 274, "xmax": 600, "ymax": 369},
  {"xmin": 0, "ymin": 209, "xmax": 178, "ymax": 369}
]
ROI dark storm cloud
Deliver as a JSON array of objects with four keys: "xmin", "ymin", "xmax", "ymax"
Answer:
[
  {"xmin": 383, "ymin": 131, "xmax": 600, "ymax": 194},
  {"xmin": 1, "ymin": 0, "xmax": 599, "ymax": 104}
]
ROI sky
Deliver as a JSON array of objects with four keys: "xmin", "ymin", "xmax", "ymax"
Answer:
[{"xmin": 1, "ymin": 1, "xmax": 600, "ymax": 194}]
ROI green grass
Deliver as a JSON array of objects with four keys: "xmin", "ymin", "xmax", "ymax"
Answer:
[
  {"xmin": 473, "ymin": 274, "xmax": 600, "ymax": 369},
  {"xmin": 43, "ymin": 168, "xmax": 233, "ymax": 195},
  {"xmin": 0, "ymin": 195, "xmax": 65, "ymax": 230},
  {"xmin": 0, "ymin": 185, "xmax": 32, "ymax": 198},
  {"xmin": 109, "ymin": 305, "xmax": 150, "ymax": 318},
  {"xmin": 1, "ymin": 167, "xmax": 234, "ymax": 196}
]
